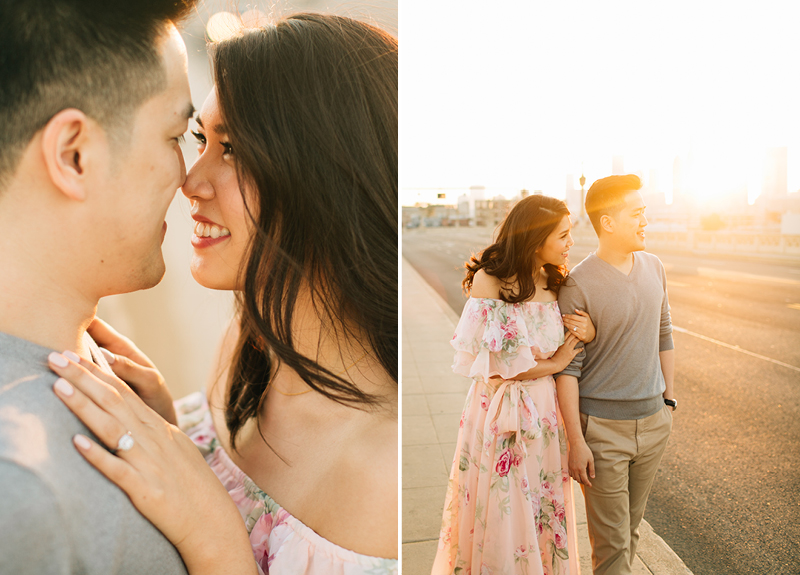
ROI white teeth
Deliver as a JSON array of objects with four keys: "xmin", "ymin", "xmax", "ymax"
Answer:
[{"xmin": 193, "ymin": 221, "xmax": 231, "ymax": 239}]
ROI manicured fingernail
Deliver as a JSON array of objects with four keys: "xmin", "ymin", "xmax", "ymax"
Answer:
[
  {"xmin": 100, "ymin": 347, "xmax": 115, "ymax": 364},
  {"xmin": 54, "ymin": 378, "xmax": 74, "ymax": 397},
  {"xmin": 48, "ymin": 352, "xmax": 68, "ymax": 368},
  {"xmin": 63, "ymin": 350, "xmax": 80, "ymax": 363},
  {"xmin": 74, "ymin": 435, "xmax": 92, "ymax": 450}
]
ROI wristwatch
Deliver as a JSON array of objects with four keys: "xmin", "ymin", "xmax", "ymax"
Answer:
[{"xmin": 664, "ymin": 398, "xmax": 677, "ymax": 411}]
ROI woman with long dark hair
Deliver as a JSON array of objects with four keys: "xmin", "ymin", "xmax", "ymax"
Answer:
[
  {"xmin": 431, "ymin": 195, "xmax": 592, "ymax": 575},
  {"xmin": 47, "ymin": 12, "xmax": 397, "ymax": 575}
]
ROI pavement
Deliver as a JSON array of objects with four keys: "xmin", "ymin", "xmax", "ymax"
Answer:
[{"xmin": 401, "ymin": 257, "xmax": 695, "ymax": 575}]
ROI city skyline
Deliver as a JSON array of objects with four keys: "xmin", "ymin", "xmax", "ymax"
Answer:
[
  {"xmin": 401, "ymin": 1, "xmax": 800, "ymax": 209},
  {"xmin": 402, "ymin": 145, "xmax": 799, "ymax": 208}
]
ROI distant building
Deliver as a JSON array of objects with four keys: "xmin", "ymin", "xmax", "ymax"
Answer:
[
  {"xmin": 762, "ymin": 146, "xmax": 788, "ymax": 199},
  {"xmin": 672, "ymin": 155, "xmax": 683, "ymax": 205},
  {"xmin": 648, "ymin": 169, "xmax": 658, "ymax": 194},
  {"xmin": 474, "ymin": 198, "xmax": 513, "ymax": 228},
  {"xmin": 457, "ymin": 185, "xmax": 486, "ymax": 220}
]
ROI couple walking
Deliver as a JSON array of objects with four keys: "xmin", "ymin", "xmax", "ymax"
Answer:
[{"xmin": 433, "ymin": 175, "xmax": 676, "ymax": 575}]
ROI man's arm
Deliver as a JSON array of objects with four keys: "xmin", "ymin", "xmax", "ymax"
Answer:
[
  {"xmin": 658, "ymin": 258, "xmax": 675, "ymax": 403},
  {"xmin": 556, "ymin": 277, "xmax": 588, "ymax": 379},
  {"xmin": 0, "ymin": 462, "xmax": 70, "ymax": 574},
  {"xmin": 660, "ymin": 349, "xmax": 675, "ymax": 401},
  {"xmin": 555, "ymin": 374, "xmax": 594, "ymax": 486}
]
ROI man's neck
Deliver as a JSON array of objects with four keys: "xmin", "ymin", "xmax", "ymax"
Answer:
[
  {"xmin": 595, "ymin": 242, "xmax": 634, "ymax": 274},
  {"xmin": 0, "ymin": 257, "xmax": 97, "ymax": 358}
]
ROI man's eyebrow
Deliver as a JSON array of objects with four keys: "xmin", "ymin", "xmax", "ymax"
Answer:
[{"xmin": 182, "ymin": 103, "xmax": 196, "ymax": 120}]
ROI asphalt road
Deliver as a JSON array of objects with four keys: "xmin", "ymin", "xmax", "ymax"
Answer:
[{"xmin": 403, "ymin": 226, "xmax": 800, "ymax": 575}]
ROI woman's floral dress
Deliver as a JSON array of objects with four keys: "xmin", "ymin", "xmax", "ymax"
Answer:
[
  {"xmin": 436, "ymin": 297, "xmax": 580, "ymax": 575},
  {"xmin": 174, "ymin": 393, "xmax": 398, "ymax": 575}
]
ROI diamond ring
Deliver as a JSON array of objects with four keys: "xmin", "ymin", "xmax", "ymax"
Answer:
[
  {"xmin": 573, "ymin": 327, "xmax": 577, "ymax": 332},
  {"xmin": 113, "ymin": 431, "xmax": 134, "ymax": 454}
]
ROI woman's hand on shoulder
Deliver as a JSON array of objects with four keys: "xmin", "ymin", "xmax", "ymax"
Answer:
[
  {"xmin": 561, "ymin": 309, "xmax": 595, "ymax": 343},
  {"xmin": 47, "ymin": 351, "xmax": 258, "ymax": 575},
  {"xmin": 88, "ymin": 318, "xmax": 177, "ymax": 425},
  {"xmin": 470, "ymin": 269, "xmax": 502, "ymax": 299}
]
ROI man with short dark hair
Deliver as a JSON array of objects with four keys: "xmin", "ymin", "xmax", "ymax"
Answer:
[
  {"xmin": 556, "ymin": 174, "xmax": 675, "ymax": 575},
  {"xmin": 0, "ymin": 0, "xmax": 197, "ymax": 572}
]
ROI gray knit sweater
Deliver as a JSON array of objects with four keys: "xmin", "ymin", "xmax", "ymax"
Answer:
[
  {"xmin": 0, "ymin": 331, "xmax": 187, "ymax": 574},
  {"xmin": 557, "ymin": 251, "xmax": 674, "ymax": 420}
]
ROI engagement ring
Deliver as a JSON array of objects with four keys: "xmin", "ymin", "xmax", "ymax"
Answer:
[{"xmin": 114, "ymin": 431, "xmax": 134, "ymax": 453}]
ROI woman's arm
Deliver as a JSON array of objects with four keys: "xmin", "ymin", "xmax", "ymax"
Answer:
[
  {"xmin": 48, "ymin": 352, "xmax": 258, "ymax": 575},
  {"xmin": 506, "ymin": 333, "xmax": 582, "ymax": 380}
]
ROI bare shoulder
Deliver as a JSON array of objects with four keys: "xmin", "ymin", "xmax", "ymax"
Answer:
[
  {"xmin": 330, "ymin": 413, "xmax": 398, "ymax": 558},
  {"xmin": 470, "ymin": 269, "xmax": 503, "ymax": 299}
]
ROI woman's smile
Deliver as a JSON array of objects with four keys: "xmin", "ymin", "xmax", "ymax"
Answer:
[{"xmin": 191, "ymin": 215, "xmax": 231, "ymax": 248}]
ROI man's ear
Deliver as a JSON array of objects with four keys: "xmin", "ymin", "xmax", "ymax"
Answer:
[
  {"xmin": 40, "ymin": 109, "xmax": 100, "ymax": 202},
  {"xmin": 599, "ymin": 213, "xmax": 614, "ymax": 235}
]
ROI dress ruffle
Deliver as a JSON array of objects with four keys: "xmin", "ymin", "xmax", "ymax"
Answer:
[
  {"xmin": 451, "ymin": 298, "xmax": 564, "ymax": 382},
  {"xmin": 175, "ymin": 392, "xmax": 398, "ymax": 575}
]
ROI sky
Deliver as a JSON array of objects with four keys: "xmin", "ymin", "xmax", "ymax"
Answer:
[{"xmin": 400, "ymin": 0, "xmax": 800, "ymax": 206}]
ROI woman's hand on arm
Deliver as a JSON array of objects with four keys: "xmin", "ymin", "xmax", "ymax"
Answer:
[
  {"xmin": 561, "ymin": 309, "xmax": 595, "ymax": 343},
  {"xmin": 88, "ymin": 318, "xmax": 177, "ymax": 425},
  {"xmin": 509, "ymin": 333, "xmax": 582, "ymax": 380},
  {"xmin": 48, "ymin": 352, "xmax": 258, "ymax": 575}
]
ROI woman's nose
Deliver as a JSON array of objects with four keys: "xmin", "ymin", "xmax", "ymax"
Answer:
[{"xmin": 181, "ymin": 160, "xmax": 214, "ymax": 201}]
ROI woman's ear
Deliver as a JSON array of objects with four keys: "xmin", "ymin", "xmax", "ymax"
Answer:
[{"xmin": 40, "ymin": 108, "xmax": 96, "ymax": 202}]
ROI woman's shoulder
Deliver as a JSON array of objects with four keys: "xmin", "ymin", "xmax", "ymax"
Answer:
[
  {"xmin": 470, "ymin": 269, "xmax": 503, "ymax": 299},
  {"xmin": 175, "ymin": 391, "xmax": 220, "ymax": 455}
]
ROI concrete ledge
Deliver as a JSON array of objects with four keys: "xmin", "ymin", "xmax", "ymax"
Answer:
[{"xmin": 638, "ymin": 520, "xmax": 695, "ymax": 575}]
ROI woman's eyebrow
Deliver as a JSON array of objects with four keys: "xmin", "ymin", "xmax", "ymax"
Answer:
[{"xmin": 194, "ymin": 115, "xmax": 227, "ymax": 134}]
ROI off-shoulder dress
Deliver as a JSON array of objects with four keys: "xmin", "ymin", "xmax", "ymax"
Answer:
[
  {"xmin": 175, "ymin": 393, "xmax": 398, "ymax": 575},
  {"xmin": 435, "ymin": 297, "xmax": 580, "ymax": 575}
]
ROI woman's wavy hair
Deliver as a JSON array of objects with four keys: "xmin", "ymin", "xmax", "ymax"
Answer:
[
  {"xmin": 464, "ymin": 195, "xmax": 569, "ymax": 303},
  {"xmin": 212, "ymin": 13, "xmax": 398, "ymax": 449}
]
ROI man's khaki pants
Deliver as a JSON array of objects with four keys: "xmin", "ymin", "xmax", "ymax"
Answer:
[{"xmin": 579, "ymin": 405, "xmax": 672, "ymax": 575}]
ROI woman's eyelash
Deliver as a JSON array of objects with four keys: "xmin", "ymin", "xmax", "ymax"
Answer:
[
  {"xmin": 221, "ymin": 142, "xmax": 234, "ymax": 155},
  {"xmin": 191, "ymin": 130, "xmax": 206, "ymax": 145}
]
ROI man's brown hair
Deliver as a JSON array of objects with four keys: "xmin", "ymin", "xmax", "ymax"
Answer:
[
  {"xmin": 0, "ymin": 0, "xmax": 197, "ymax": 187},
  {"xmin": 585, "ymin": 174, "xmax": 642, "ymax": 235}
]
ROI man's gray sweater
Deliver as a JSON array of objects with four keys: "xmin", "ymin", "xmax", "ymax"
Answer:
[
  {"xmin": 0, "ymin": 331, "xmax": 188, "ymax": 574},
  {"xmin": 558, "ymin": 251, "xmax": 674, "ymax": 420}
]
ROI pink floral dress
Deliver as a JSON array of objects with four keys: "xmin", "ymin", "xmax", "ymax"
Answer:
[
  {"xmin": 175, "ymin": 393, "xmax": 398, "ymax": 575},
  {"xmin": 436, "ymin": 297, "xmax": 580, "ymax": 575}
]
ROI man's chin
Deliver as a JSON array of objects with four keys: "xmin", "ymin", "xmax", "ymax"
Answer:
[{"xmin": 128, "ymin": 257, "xmax": 167, "ymax": 292}]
